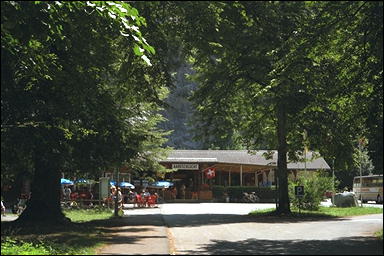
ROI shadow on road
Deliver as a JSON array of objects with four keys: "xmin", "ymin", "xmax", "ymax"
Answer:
[
  {"xmin": 79, "ymin": 212, "xmax": 348, "ymax": 228},
  {"xmin": 1, "ymin": 213, "xmax": 168, "ymax": 250},
  {"xmin": 180, "ymin": 236, "xmax": 383, "ymax": 255},
  {"xmin": 160, "ymin": 213, "xmax": 346, "ymax": 227}
]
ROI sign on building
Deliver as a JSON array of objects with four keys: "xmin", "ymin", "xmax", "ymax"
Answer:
[
  {"xmin": 204, "ymin": 167, "xmax": 216, "ymax": 179},
  {"xmin": 172, "ymin": 163, "xmax": 199, "ymax": 170}
]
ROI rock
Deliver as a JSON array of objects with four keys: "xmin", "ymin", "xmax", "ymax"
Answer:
[{"xmin": 332, "ymin": 192, "xmax": 358, "ymax": 207}]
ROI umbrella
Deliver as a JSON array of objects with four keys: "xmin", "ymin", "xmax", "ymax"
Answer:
[
  {"xmin": 119, "ymin": 182, "xmax": 135, "ymax": 189},
  {"xmin": 148, "ymin": 181, "xmax": 174, "ymax": 189},
  {"xmin": 61, "ymin": 178, "xmax": 74, "ymax": 185},
  {"xmin": 110, "ymin": 181, "xmax": 135, "ymax": 189},
  {"xmin": 148, "ymin": 181, "xmax": 174, "ymax": 201}
]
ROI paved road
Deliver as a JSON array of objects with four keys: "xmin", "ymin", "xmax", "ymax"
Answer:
[
  {"xmin": 160, "ymin": 203, "xmax": 383, "ymax": 255},
  {"xmin": 2, "ymin": 202, "xmax": 382, "ymax": 255},
  {"xmin": 97, "ymin": 207, "xmax": 169, "ymax": 255}
]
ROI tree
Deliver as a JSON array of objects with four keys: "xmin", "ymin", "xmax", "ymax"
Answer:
[
  {"xmin": 172, "ymin": 1, "xmax": 382, "ymax": 214},
  {"xmin": 292, "ymin": 1, "xmax": 383, "ymax": 176},
  {"xmin": 176, "ymin": 1, "xmax": 311, "ymax": 214},
  {"xmin": 1, "ymin": 1, "xmax": 168, "ymax": 224},
  {"xmin": 353, "ymin": 139, "xmax": 375, "ymax": 176}
]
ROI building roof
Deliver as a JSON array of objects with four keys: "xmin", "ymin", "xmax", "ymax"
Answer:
[{"xmin": 160, "ymin": 150, "xmax": 331, "ymax": 170}]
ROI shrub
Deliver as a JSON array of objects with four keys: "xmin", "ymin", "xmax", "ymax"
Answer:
[
  {"xmin": 289, "ymin": 171, "xmax": 337, "ymax": 211},
  {"xmin": 212, "ymin": 185, "xmax": 226, "ymax": 199},
  {"xmin": 1, "ymin": 237, "xmax": 93, "ymax": 255},
  {"xmin": 1, "ymin": 238, "xmax": 52, "ymax": 255}
]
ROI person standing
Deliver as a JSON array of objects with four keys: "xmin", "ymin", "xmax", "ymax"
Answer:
[
  {"xmin": 128, "ymin": 189, "xmax": 135, "ymax": 203},
  {"xmin": 180, "ymin": 184, "xmax": 186, "ymax": 200},
  {"xmin": 64, "ymin": 186, "xmax": 72, "ymax": 201},
  {"xmin": 1, "ymin": 198, "xmax": 6, "ymax": 217},
  {"xmin": 117, "ymin": 187, "xmax": 123, "ymax": 211},
  {"xmin": 109, "ymin": 186, "xmax": 116, "ymax": 208},
  {"xmin": 171, "ymin": 187, "xmax": 177, "ymax": 200}
]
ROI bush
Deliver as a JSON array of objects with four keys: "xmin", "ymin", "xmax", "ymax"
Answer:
[
  {"xmin": 289, "ymin": 171, "xmax": 337, "ymax": 211},
  {"xmin": 1, "ymin": 237, "xmax": 64, "ymax": 255},
  {"xmin": 212, "ymin": 185, "xmax": 226, "ymax": 200},
  {"xmin": 1, "ymin": 237, "xmax": 93, "ymax": 255}
]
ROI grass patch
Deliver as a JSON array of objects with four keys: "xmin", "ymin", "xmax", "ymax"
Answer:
[
  {"xmin": 1, "ymin": 208, "xmax": 117, "ymax": 255},
  {"xmin": 313, "ymin": 206, "xmax": 383, "ymax": 217},
  {"xmin": 1, "ymin": 237, "xmax": 96, "ymax": 255},
  {"xmin": 375, "ymin": 229, "xmax": 383, "ymax": 240},
  {"xmin": 249, "ymin": 206, "xmax": 383, "ymax": 218},
  {"xmin": 63, "ymin": 208, "xmax": 114, "ymax": 222}
]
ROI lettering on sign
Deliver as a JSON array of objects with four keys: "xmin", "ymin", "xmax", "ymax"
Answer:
[{"xmin": 172, "ymin": 163, "xmax": 199, "ymax": 170}]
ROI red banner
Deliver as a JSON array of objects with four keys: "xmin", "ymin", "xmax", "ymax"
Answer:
[{"xmin": 204, "ymin": 167, "xmax": 216, "ymax": 179}]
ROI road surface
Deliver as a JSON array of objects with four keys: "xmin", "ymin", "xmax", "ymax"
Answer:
[
  {"xmin": 2, "ymin": 201, "xmax": 382, "ymax": 255},
  {"xmin": 160, "ymin": 203, "xmax": 383, "ymax": 255}
]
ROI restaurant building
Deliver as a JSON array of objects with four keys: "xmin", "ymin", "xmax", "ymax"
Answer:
[{"xmin": 159, "ymin": 150, "xmax": 331, "ymax": 200}]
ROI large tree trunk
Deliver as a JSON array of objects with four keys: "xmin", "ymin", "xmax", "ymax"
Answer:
[
  {"xmin": 16, "ymin": 149, "xmax": 70, "ymax": 224},
  {"xmin": 276, "ymin": 103, "xmax": 291, "ymax": 215}
]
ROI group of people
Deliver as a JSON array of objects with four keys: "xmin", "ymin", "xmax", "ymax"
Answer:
[
  {"xmin": 131, "ymin": 189, "xmax": 159, "ymax": 208},
  {"xmin": 106, "ymin": 187, "xmax": 159, "ymax": 209},
  {"xmin": 62, "ymin": 186, "xmax": 93, "ymax": 201},
  {"xmin": 170, "ymin": 184, "xmax": 188, "ymax": 200},
  {"xmin": 61, "ymin": 186, "xmax": 94, "ymax": 208}
]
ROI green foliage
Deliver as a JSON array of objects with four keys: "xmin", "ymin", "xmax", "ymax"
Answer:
[
  {"xmin": 212, "ymin": 185, "xmax": 226, "ymax": 199},
  {"xmin": 1, "ymin": 236, "xmax": 96, "ymax": 255},
  {"xmin": 352, "ymin": 138, "xmax": 375, "ymax": 175},
  {"xmin": 1, "ymin": 238, "xmax": 52, "ymax": 255},
  {"xmin": 249, "ymin": 206, "xmax": 383, "ymax": 217},
  {"xmin": 375, "ymin": 229, "xmax": 383, "ymax": 240},
  {"xmin": 1, "ymin": 208, "xmax": 118, "ymax": 255},
  {"xmin": 297, "ymin": 2, "xmax": 383, "ymax": 174},
  {"xmin": 1, "ymin": 235, "xmax": 97, "ymax": 255},
  {"xmin": 63, "ymin": 208, "xmax": 113, "ymax": 222},
  {"xmin": 162, "ymin": 1, "xmax": 382, "ymax": 214},
  {"xmin": 335, "ymin": 137, "xmax": 376, "ymax": 189},
  {"xmin": 1, "ymin": 0, "xmax": 169, "ymax": 176},
  {"xmin": 289, "ymin": 172, "xmax": 338, "ymax": 211},
  {"xmin": 1, "ymin": 1, "xmax": 171, "ymax": 222},
  {"xmin": 315, "ymin": 206, "xmax": 382, "ymax": 216}
]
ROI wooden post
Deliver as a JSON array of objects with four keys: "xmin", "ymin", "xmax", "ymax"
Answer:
[
  {"xmin": 240, "ymin": 165, "xmax": 243, "ymax": 186},
  {"xmin": 229, "ymin": 170, "xmax": 231, "ymax": 186},
  {"xmin": 114, "ymin": 167, "xmax": 118, "ymax": 217}
]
